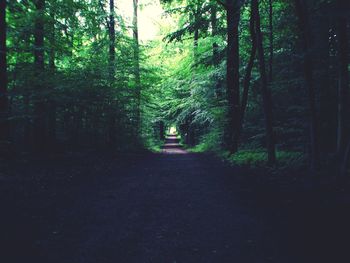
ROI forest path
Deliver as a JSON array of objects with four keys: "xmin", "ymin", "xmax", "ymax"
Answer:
[{"xmin": 1, "ymin": 140, "xmax": 349, "ymax": 263}]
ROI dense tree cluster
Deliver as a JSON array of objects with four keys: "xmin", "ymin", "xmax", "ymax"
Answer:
[
  {"xmin": 157, "ymin": 0, "xmax": 350, "ymax": 174},
  {"xmin": 0, "ymin": 0, "xmax": 161, "ymax": 153}
]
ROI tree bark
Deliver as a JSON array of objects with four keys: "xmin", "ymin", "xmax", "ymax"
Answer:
[
  {"xmin": 268, "ymin": 0, "xmax": 273, "ymax": 82},
  {"xmin": 236, "ymin": 3, "xmax": 257, "ymax": 147},
  {"xmin": 108, "ymin": 0, "xmax": 116, "ymax": 146},
  {"xmin": 294, "ymin": 0, "xmax": 319, "ymax": 170},
  {"xmin": 109, "ymin": 0, "xmax": 116, "ymax": 80},
  {"xmin": 211, "ymin": 4, "xmax": 219, "ymax": 64},
  {"xmin": 159, "ymin": 121, "xmax": 165, "ymax": 140},
  {"xmin": 253, "ymin": 0, "xmax": 276, "ymax": 165},
  {"xmin": 341, "ymin": 141, "xmax": 350, "ymax": 177},
  {"xmin": 316, "ymin": 11, "xmax": 333, "ymax": 154},
  {"xmin": 225, "ymin": 1, "xmax": 241, "ymax": 153},
  {"xmin": 336, "ymin": 17, "xmax": 349, "ymax": 157},
  {"xmin": 33, "ymin": 0, "xmax": 46, "ymax": 151},
  {"xmin": 0, "ymin": 0, "xmax": 9, "ymax": 142},
  {"xmin": 48, "ymin": 2, "xmax": 56, "ymax": 147},
  {"xmin": 133, "ymin": 0, "xmax": 141, "ymax": 136}
]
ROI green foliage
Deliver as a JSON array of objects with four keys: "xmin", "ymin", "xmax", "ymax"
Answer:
[{"xmin": 227, "ymin": 150, "xmax": 305, "ymax": 168}]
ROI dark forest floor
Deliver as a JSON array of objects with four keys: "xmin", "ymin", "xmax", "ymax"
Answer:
[{"xmin": 1, "ymin": 136, "xmax": 350, "ymax": 263}]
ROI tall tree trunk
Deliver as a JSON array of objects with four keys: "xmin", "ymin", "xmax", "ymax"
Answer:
[
  {"xmin": 211, "ymin": 4, "xmax": 219, "ymax": 64},
  {"xmin": 294, "ymin": 0, "xmax": 319, "ymax": 170},
  {"xmin": 109, "ymin": 0, "xmax": 116, "ymax": 80},
  {"xmin": 268, "ymin": 0, "xmax": 273, "ymax": 82},
  {"xmin": 108, "ymin": 0, "xmax": 116, "ymax": 146},
  {"xmin": 0, "ymin": 0, "xmax": 9, "ymax": 142},
  {"xmin": 336, "ymin": 17, "xmax": 349, "ymax": 157},
  {"xmin": 236, "ymin": 3, "xmax": 257, "ymax": 147},
  {"xmin": 225, "ymin": 1, "xmax": 241, "ymax": 153},
  {"xmin": 33, "ymin": 0, "xmax": 46, "ymax": 151},
  {"xmin": 133, "ymin": 0, "xmax": 141, "ymax": 136},
  {"xmin": 316, "ymin": 12, "xmax": 333, "ymax": 154},
  {"xmin": 48, "ymin": 3, "xmax": 56, "ymax": 148},
  {"xmin": 193, "ymin": 2, "xmax": 200, "ymax": 63},
  {"xmin": 211, "ymin": 3, "xmax": 222, "ymax": 99},
  {"xmin": 253, "ymin": 0, "xmax": 276, "ymax": 165}
]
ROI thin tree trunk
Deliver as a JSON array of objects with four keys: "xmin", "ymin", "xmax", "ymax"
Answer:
[
  {"xmin": 159, "ymin": 121, "xmax": 165, "ymax": 140},
  {"xmin": 211, "ymin": 4, "xmax": 223, "ymax": 99},
  {"xmin": 253, "ymin": 0, "xmax": 276, "ymax": 165},
  {"xmin": 33, "ymin": 0, "xmax": 46, "ymax": 151},
  {"xmin": 48, "ymin": 3, "xmax": 56, "ymax": 148},
  {"xmin": 211, "ymin": 4, "xmax": 219, "ymax": 64},
  {"xmin": 0, "ymin": 0, "xmax": 9, "ymax": 142},
  {"xmin": 108, "ymin": 0, "xmax": 116, "ymax": 146},
  {"xmin": 225, "ymin": 1, "xmax": 241, "ymax": 153},
  {"xmin": 133, "ymin": 0, "xmax": 141, "ymax": 136},
  {"xmin": 49, "ymin": 6, "xmax": 55, "ymax": 70},
  {"xmin": 268, "ymin": 0, "xmax": 273, "ymax": 82},
  {"xmin": 236, "ymin": 3, "xmax": 257, "ymax": 147},
  {"xmin": 109, "ymin": 0, "xmax": 116, "ymax": 80},
  {"xmin": 294, "ymin": 0, "xmax": 319, "ymax": 170},
  {"xmin": 193, "ymin": 2, "xmax": 200, "ymax": 63}
]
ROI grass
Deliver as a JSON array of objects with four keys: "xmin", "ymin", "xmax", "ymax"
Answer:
[
  {"xmin": 190, "ymin": 142, "xmax": 306, "ymax": 170},
  {"xmin": 145, "ymin": 139, "xmax": 163, "ymax": 153},
  {"xmin": 226, "ymin": 149, "xmax": 305, "ymax": 169}
]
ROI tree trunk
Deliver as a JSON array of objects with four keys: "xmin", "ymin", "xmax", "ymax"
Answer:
[
  {"xmin": 108, "ymin": 0, "xmax": 116, "ymax": 146},
  {"xmin": 236, "ymin": 3, "xmax": 257, "ymax": 147},
  {"xmin": 268, "ymin": 0, "xmax": 273, "ymax": 82},
  {"xmin": 0, "ymin": 0, "xmax": 9, "ymax": 142},
  {"xmin": 133, "ymin": 0, "xmax": 141, "ymax": 136},
  {"xmin": 159, "ymin": 121, "xmax": 165, "ymax": 140},
  {"xmin": 225, "ymin": 1, "xmax": 241, "ymax": 153},
  {"xmin": 341, "ymin": 141, "xmax": 350, "ymax": 177},
  {"xmin": 253, "ymin": 0, "xmax": 276, "ymax": 165},
  {"xmin": 33, "ymin": 0, "xmax": 46, "ymax": 151},
  {"xmin": 109, "ymin": 0, "xmax": 116, "ymax": 80},
  {"xmin": 48, "ymin": 3, "xmax": 56, "ymax": 148},
  {"xmin": 336, "ymin": 17, "xmax": 349, "ymax": 157},
  {"xmin": 294, "ymin": 0, "xmax": 319, "ymax": 170},
  {"xmin": 316, "ymin": 12, "xmax": 334, "ymax": 154},
  {"xmin": 211, "ymin": 4, "xmax": 219, "ymax": 64},
  {"xmin": 211, "ymin": 4, "xmax": 223, "ymax": 99}
]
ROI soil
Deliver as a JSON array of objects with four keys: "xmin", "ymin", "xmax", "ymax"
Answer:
[{"xmin": 1, "ymin": 136, "xmax": 350, "ymax": 263}]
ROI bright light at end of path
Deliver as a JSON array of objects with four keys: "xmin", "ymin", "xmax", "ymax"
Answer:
[
  {"xmin": 169, "ymin": 126, "xmax": 177, "ymax": 135},
  {"xmin": 117, "ymin": 0, "xmax": 164, "ymax": 42}
]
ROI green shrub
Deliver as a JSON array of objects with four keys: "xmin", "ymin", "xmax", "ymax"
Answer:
[{"xmin": 227, "ymin": 149, "xmax": 306, "ymax": 169}]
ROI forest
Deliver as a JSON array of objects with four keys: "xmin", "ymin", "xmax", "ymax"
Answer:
[
  {"xmin": 1, "ymin": 0, "xmax": 350, "ymax": 176},
  {"xmin": 1, "ymin": 0, "xmax": 349, "ymax": 175},
  {"xmin": 1, "ymin": 0, "xmax": 350, "ymax": 262}
]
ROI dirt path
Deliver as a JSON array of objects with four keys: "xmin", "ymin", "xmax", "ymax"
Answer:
[{"xmin": 1, "ymin": 139, "xmax": 350, "ymax": 262}]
